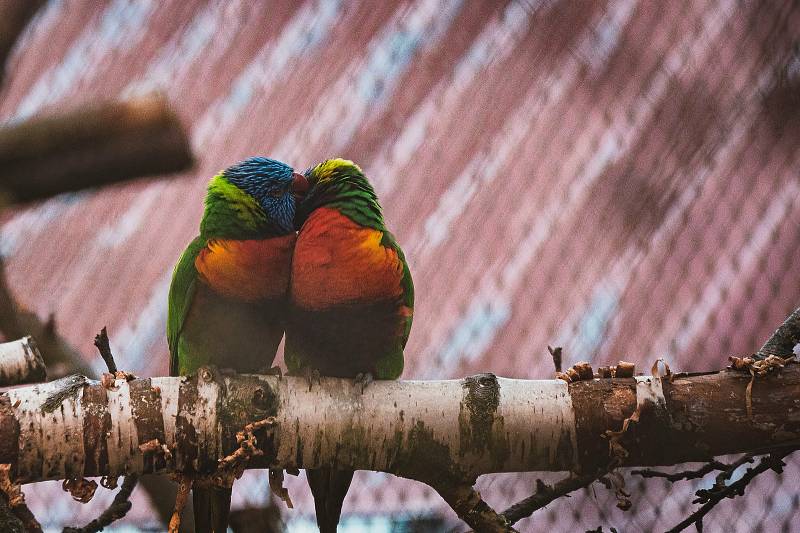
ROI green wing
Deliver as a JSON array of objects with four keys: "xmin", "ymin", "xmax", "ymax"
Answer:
[
  {"xmin": 167, "ymin": 236, "xmax": 205, "ymax": 376},
  {"xmin": 375, "ymin": 230, "xmax": 414, "ymax": 379},
  {"xmin": 385, "ymin": 230, "xmax": 414, "ymax": 345}
]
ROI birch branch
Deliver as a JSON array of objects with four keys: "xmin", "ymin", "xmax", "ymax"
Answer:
[
  {"xmin": 0, "ymin": 337, "xmax": 45, "ymax": 386},
  {"xmin": 0, "ymin": 95, "xmax": 193, "ymax": 204},
  {"xmin": 0, "ymin": 0, "xmax": 46, "ymax": 86},
  {"xmin": 1, "ymin": 365, "xmax": 799, "ymax": 485}
]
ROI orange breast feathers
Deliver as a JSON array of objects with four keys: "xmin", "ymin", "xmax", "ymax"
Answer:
[
  {"xmin": 195, "ymin": 234, "xmax": 296, "ymax": 301},
  {"xmin": 292, "ymin": 208, "xmax": 404, "ymax": 309}
]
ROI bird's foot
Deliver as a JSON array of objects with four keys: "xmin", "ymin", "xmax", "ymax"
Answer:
[
  {"xmin": 354, "ymin": 372, "xmax": 374, "ymax": 394},
  {"xmin": 302, "ymin": 367, "xmax": 322, "ymax": 391}
]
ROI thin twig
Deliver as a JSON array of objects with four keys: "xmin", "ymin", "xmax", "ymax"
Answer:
[
  {"xmin": 667, "ymin": 449, "xmax": 795, "ymax": 532},
  {"xmin": 548, "ymin": 345, "xmax": 562, "ymax": 373},
  {"xmin": 632, "ymin": 460, "xmax": 736, "ymax": 482},
  {"xmin": 63, "ymin": 475, "xmax": 138, "ymax": 533},
  {"xmin": 501, "ymin": 473, "xmax": 601, "ymax": 525},
  {"xmin": 709, "ymin": 454, "xmax": 755, "ymax": 489},
  {"xmin": 93, "ymin": 327, "xmax": 117, "ymax": 374}
]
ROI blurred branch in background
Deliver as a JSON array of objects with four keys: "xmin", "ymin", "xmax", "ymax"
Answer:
[
  {"xmin": 0, "ymin": 255, "xmax": 92, "ymax": 378},
  {"xmin": 0, "ymin": 0, "xmax": 46, "ymax": 87},
  {"xmin": 0, "ymin": 4, "xmax": 195, "ymax": 529},
  {"xmin": 0, "ymin": 336, "xmax": 45, "ymax": 386},
  {"xmin": 0, "ymin": 95, "xmax": 194, "ymax": 204}
]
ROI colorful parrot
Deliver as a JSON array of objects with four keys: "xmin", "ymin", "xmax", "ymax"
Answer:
[
  {"xmin": 167, "ymin": 156, "xmax": 308, "ymax": 533},
  {"xmin": 286, "ymin": 158, "xmax": 414, "ymax": 533}
]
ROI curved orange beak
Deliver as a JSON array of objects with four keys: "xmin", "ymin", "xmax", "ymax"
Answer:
[{"xmin": 291, "ymin": 172, "xmax": 309, "ymax": 201}]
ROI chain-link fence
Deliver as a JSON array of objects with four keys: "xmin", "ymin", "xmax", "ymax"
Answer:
[{"xmin": 1, "ymin": 0, "xmax": 798, "ymax": 530}]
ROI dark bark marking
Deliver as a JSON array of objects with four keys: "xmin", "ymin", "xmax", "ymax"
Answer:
[
  {"xmin": 129, "ymin": 379, "xmax": 166, "ymax": 473},
  {"xmin": 0, "ymin": 395, "xmax": 19, "ymax": 477},
  {"xmin": 81, "ymin": 384, "xmax": 110, "ymax": 477},
  {"xmin": 175, "ymin": 375, "xmax": 199, "ymax": 474}
]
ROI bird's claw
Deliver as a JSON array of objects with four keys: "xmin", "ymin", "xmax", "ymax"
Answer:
[
  {"xmin": 303, "ymin": 367, "xmax": 322, "ymax": 391},
  {"xmin": 354, "ymin": 372, "xmax": 373, "ymax": 394}
]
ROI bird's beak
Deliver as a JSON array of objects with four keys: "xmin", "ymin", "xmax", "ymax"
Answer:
[{"xmin": 291, "ymin": 172, "xmax": 309, "ymax": 201}]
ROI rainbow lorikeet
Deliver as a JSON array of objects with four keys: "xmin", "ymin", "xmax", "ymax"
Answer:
[
  {"xmin": 286, "ymin": 159, "xmax": 414, "ymax": 533},
  {"xmin": 167, "ymin": 157, "xmax": 308, "ymax": 533}
]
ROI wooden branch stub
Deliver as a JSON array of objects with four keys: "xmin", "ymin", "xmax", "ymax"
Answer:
[
  {"xmin": 0, "ymin": 95, "xmax": 194, "ymax": 204},
  {"xmin": 0, "ymin": 337, "xmax": 45, "ymax": 386}
]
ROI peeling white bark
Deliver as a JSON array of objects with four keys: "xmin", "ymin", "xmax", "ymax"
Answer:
[
  {"xmin": 635, "ymin": 375, "xmax": 666, "ymax": 410},
  {"xmin": 151, "ymin": 376, "xmax": 180, "ymax": 453},
  {"xmin": 273, "ymin": 376, "xmax": 577, "ymax": 476},
  {"xmin": 0, "ymin": 364, "xmax": 797, "ymax": 485},
  {"xmin": 0, "ymin": 337, "xmax": 46, "ymax": 386},
  {"xmin": 107, "ymin": 380, "xmax": 140, "ymax": 475}
]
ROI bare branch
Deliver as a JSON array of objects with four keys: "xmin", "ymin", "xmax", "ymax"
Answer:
[
  {"xmin": 0, "ymin": 95, "xmax": 193, "ymax": 204},
  {"xmin": 632, "ymin": 460, "xmax": 732, "ymax": 482},
  {"xmin": 2, "ymin": 366, "xmax": 800, "ymax": 484},
  {"xmin": 666, "ymin": 449, "xmax": 795, "ymax": 532},
  {"xmin": 93, "ymin": 327, "xmax": 116, "ymax": 374},
  {"xmin": 0, "ymin": 336, "xmax": 45, "ymax": 386},
  {"xmin": 0, "ymin": 1, "xmax": 46, "ymax": 86},
  {"xmin": 0, "ymin": 350, "xmax": 798, "ymax": 530},
  {"xmin": 501, "ymin": 473, "xmax": 603, "ymax": 525},
  {"xmin": 433, "ymin": 482, "xmax": 516, "ymax": 532},
  {"xmin": 547, "ymin": 345, "xmax": 562, "ymax": 373},
  {"xmin": 63, "ymin": 475, "xmax": 138, "ymax": 533}
]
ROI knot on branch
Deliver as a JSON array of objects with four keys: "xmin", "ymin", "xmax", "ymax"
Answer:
[
  {"xmin": 41, "ymin": 375, "xmax": 89, "ymax": 413},
  {"xmin": 62, "ymin": 478, "xmax": 98, "ymax": 504},
  {"xmin": 461, "ymin": 373, "xmax": 501, "ymax": 455},
  {"xmin": 462, "ymin": 373, "xmax": 500, "ymax": 416}
]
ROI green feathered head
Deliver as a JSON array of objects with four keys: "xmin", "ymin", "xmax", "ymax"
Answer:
[
  {"xmin": 201, "ymin": 156, "xmax": 308, "ymax": 239},
  {"xmin": 294, "ymin": 158, "xmax": 385, "ymax": 231}
]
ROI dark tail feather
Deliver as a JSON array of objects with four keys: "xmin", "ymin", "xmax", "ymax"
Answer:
[
  {"xmin": 307, "ymin": 468, "xmax": 354, "ymax": 533},
  {"xmin": 193, "ymin": 486, "xmax": 232, "ymax": 533}
]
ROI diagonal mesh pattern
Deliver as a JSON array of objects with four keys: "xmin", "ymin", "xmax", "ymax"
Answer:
[{"xmin": 0, "ymin": 0, "xmax": 798, "ymax": 530}]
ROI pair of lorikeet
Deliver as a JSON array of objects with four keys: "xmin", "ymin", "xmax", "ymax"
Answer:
[{"xmin": 166, "ymin": 157, "xmax": 414, "ymax": 532}]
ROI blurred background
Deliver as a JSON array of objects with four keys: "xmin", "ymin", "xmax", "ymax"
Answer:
[{"xmin": 0, "ymin": 0, "xmax": 798, "ymax": 531}]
